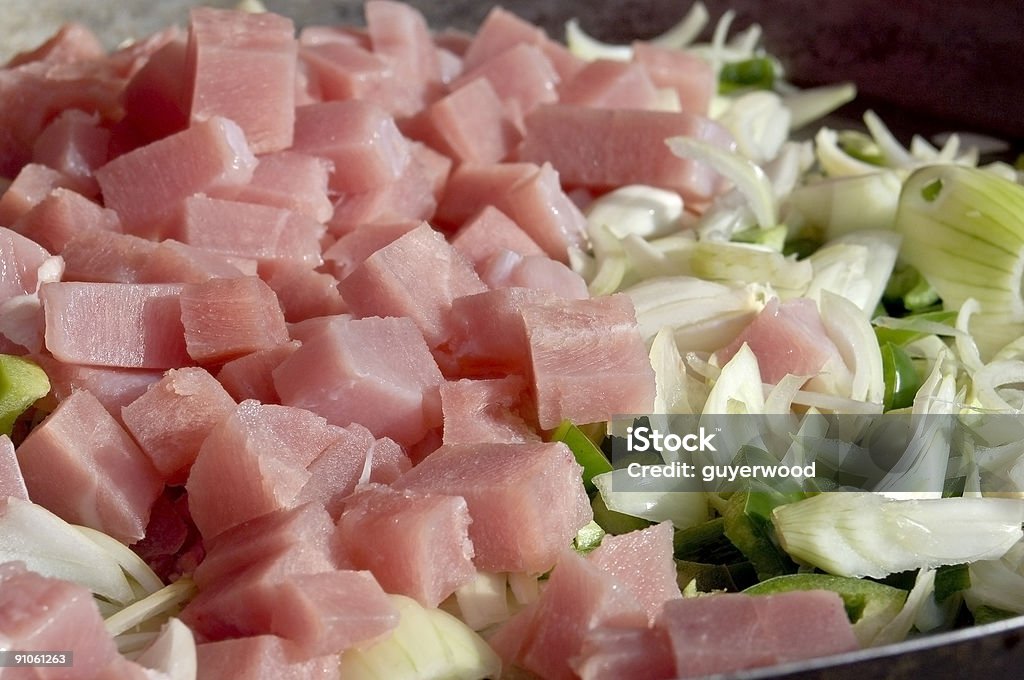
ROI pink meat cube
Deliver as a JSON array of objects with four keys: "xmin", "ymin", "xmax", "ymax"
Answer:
[
  {"xmin": 14, "ymin": 188, "xmax": 121, "ymax": 254},
  {"xmin": 454, "ymin": 43, "xmax": 559, "ymax": 115},
  {"xmin": 322, "ymin": 221, "xmax": 419, "ymax": 280},
  {"xmin": 121, "ymin": 367, "xmax": 237, "ymax": 484},
  {"xmin": 215, "ymin": 340, "xmax": 300, "ymax": 403},
  {"xmin": 632, "ymin": 42, "xmax": 715, "ymax": 116},
  {"xmin": 522, "ymin": 293, "xmax": 656, "ymax": 429},
  {"xmin": 655, "ymin": 591, "xmax": 859, "ymax": 677},
  {"xmin": 440, "ymin": 376, "xmax": 539, "ymax": 445},
  {"xmin": 364, "ymin": 0, "xmax": 443, "ymax": 116},
  {"xmin": 196, "ymin": 636, "xmax": 341, "ymax": 680},
  {"xmin": 0, "ymin": 561, "xmax": 118, "ymax": 678},
  {"xmin": 41, "ymin": 281, "xmax": 190, "ymax": 369},
  {"xmin": 260, "ymin": 261, "xmax": 346, "ymax": 323},
  {"xmin": 0, "ymin": 226, "xmax": 51, "ymax": 303},
  {"xmin": 480, "ymin": 249, "xmax": 589, "ymax": 299},
  {"xmin": 422, "ymin": 77, "xmax": 521, "ymax": 164},
  {"xmin": 0, "ymin": 435, "xmax": 28, "ymax": 501},
  {"xmin": 179, "ymin": 276, "xmax": 289, "ymax": 365},
  {"xmin": 185, "ymin": 399, "xmax": 342, "ymax": 540},
  {"xmin": 434, "ymin": 162, "xmax": 537, "ymax": 228},
  {"xmin": 33, "ymin": 354, "xmax": 163, "ymax": 425},
  {"xmin": 559, "ymin": 59, "xmax": 660, "ymax": 110},
  {"xmin": 16, "ymin": 389, "xmax": 163, "ymax": 543},
  {"xmin": 450, "ymin": 205, "xmax": 544, "ymax": 269},
  {"xmin": 0, "ymin": 163, "xmax": 75, "ymax": 227},
  {"xmin": 174, "ymin": 195, "xmax": 324, "ymax": 268},
  {"xmin": 519, "ymin": 104, "xmax": 732, "ymax": 204},
  {"xmin": 95, "ymin": 116, "xmax": 257, "ymax": 238},
  {"xmin": 490, "ymin": 550, "xmax": 647, "ymax": 680},
  {"xmin": 395, "ymin": 441, "xmax": 592, "ymax": 573},
  {"xmin": 59, "ymin": 231, "xmax": 158, "ymax": 283},
  {"xmin": 292, "ymin": 100, "xmax": 410, "ymax": 194},
  {"xmin": 337, "ymin": 223, "xmax": 485, "ymax": 347},
  {"xmin": 299, "ymin": 41, "xmax": 395, "ymax": 104},
  {"xmin": 499, "ymin": 162, "xmax": 589, "ymax": 262},
  {"xmin": 138, "ymin": 239, "xmax": 251, "ymax": 284},
  {"xmin": 574, "ymin": 626, "xmax": 677, "ymax": 680},
  {"xmin": 273, "ymin": 316, "xmax": 443, "ymax": 447},
  {"xmin": 119, "ymin": 37, "xmax": 189, "ymax": 146},
  {"xmin": 335, "ymin": 484, "xmax": 475, "ymax": 608},
  {"xmin": 6, "ymin": 23, "xmax": 105, "ymax": 67},
  {"xmin": 588, "ymin": 522, "xmax": 681, "ymax": 623},
  {"xmin": 31, "ymin": 109, "xmax": 110, "ymax": 197},
  {"xmin": 214, "ymin": 151, "xmax": 333, "ymax": 222},
  {"xmin": 187, "ymin": 8, "xmax": 297, "ymax": 153},
  {"xmin": 461, "ymin": 7, "xmax": 547, "ymax": 71}
]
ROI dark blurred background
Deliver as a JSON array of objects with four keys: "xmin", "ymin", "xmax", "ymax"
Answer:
[{"xmin": 5, "ymin": 1, "xmax": 1023, "ymax": 142}]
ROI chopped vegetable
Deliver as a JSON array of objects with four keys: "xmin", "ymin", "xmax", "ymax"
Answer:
[{"xmin": 0, "ymin": 354, "xmax": 49, "ymax": 436}]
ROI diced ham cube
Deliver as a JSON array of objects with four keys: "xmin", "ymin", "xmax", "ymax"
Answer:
[
  {"xmin": 0, "ymin": 163, "xmax": 75, "ymax": 227},
  {"xmin": 187, "ymin": 569, "xmax": 398, "ymax": 658},
  {"xmin": 59, "ymin": 231, "xmax": 158, "ymax": 283},
  {"xmin": 559, "ymin": 59, "xmax": 660, "ymax": 110},
  {"xmin": 716, "ymin": 297, "xmax": 850, "ymax": 386},
  {"xmin": 364, "ymin": 0, "xmax": 443, "ymax": 116},
  {"xmin": 41, "ymin": 281, "xmax": 190, "ymax": 369},
  {"xmin": 273, "ymin": 316, "xmax": 444, "ymax": 447},
  {"xmin": 16, "ymin": 389, "xmax": 163, "ymax": 542},
  {"xmin": 490, "ymin": 550, "xmax": 647, "ymax": 680},
  {"xmin": 522, "ymin": 293, "xmax": 656, "ymax": 429},
  {"xmin": 187, "ymin": 8, "xmax": 297, "ymax": 154},
  {"xmin": 588, "ymin": 522, "xmax": 681, "ymax": 623},
  {"xmin": 118, "ymin": 38, "xmax": 189, "ymax": 146},
  {"xmin": 632, "ymin": 42, "xmax": 715, "ymax": 116},
  {"xmin": 6, "ymin": 23, "xmax": 105, "ymax": 67},
  {"xmin": 335, "ymin": 484, "xmax": 475, "ymax": 608},
  {"xmin": 14, "ymin": 188, "xmax": 121, "ymax": 254},
  {"xmin": 519, "ymin": 104, "xmax": 732, "ymax": 204},
  {"xmin": 0, "ymin": 435, "xmax": 28, "ymax": 501},
  {"xmin": 33, "ymin": 355, "xmax": 163, "ymax": 425},
  {"xmin": 0, "ymin": 227, "xmax": 51, "ymax": 304},
  {"xmin": 31, "ymin": 109, "xmax": 110, "ymax": 197},
  {"xmin": 574, "ymin": 626, "xmax": 677, "ymax": 680},
  {"xmin": 337, "ymin": 223, "xmax": 486, "ymax": 348},
  {"xmin": 434, "ymin": 162, "xmax": 537, "ymax": 227},
  {"xmin": 440, "ymin": 376, "xmax": 539, "ymax": 445},
  {"xmin": 480, "ymin": 249, "xmax": 590, "ymax": 299},
  {"xmin": 185, "ymin": 399, "xmax": 342, "ymax": 540},
  {"xmin": 461, "ymin": 7, "xmax": 547, "ymax": 71},
  {"xmin": 299, "ymin": 41, "xmax": 395, "ymax": 105},
  {"xmin": 175, "ymin": 195, "xmax": 324, "ymax": 268},
  {"xmin": 322, "ymin": 220, "xmax": 419, "ymax": 280},
  {"xmin": 0, "ymin": 561, "xmax": 118, "ymax": 677},
  {"xmin": 655, "ymin": 591, "xmax": 859, "ymax": 677},
  {"xmin": 193, "ymin": 502, "xmax": 337, "ymax": 589},
  {"xmin": 292, "ymin": 100, "xmax": 410, "ymax": 194},
  {"xmin": 95, "ymin": 116, "xmax": 258, "ymax": 238},
  {"xmin": 395, "ymin": 442, "xmax": 592, "ymax": 573},
  {"xmin": 298, "ymin": 424, "xmax": 408, "ymax": 518},
  {"xmin": 450, "ymin": 205, "xmax": 545, "ymax": 269},
  {"xmin": 215, "ymin": 151, "xmax": 333, "ymax": 223},
  {"xmin": 260, "ymin": 260, "xmax": 346, "ymax": 323},
  {"xmin": 419, "ymin": 77, "xmax": 521, "ymax": 164},
  {"xmin": 454, "ymin": 43, "xmax": 559, "ymax": 116},
  {"xmin": 138, "ymin": 239, "xmax": 251, "ymax": 284},
  {"xmin": 179, "ymin": 276, "xmax": 289, "ymax": 365},
  {"xmin": 121, "ymin": 367, "xmax": 237, "ymax": 484},
  {"xmin": 215, "ymin": 340, "xmax": 300, "ymax": 403},
  {"xmin": 196, "ymin": 636, "xmax": 341, "ymax": 680}
]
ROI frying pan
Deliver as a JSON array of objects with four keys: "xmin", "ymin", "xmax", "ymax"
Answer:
[{"xmin": 4, "ymin": 1, "xmax": 1024, "ymax": 678}]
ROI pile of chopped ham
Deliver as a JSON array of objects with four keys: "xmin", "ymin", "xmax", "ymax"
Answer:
[{"xmin": 0, "ymin": 3, "xmax": 862, "ymax": 679}]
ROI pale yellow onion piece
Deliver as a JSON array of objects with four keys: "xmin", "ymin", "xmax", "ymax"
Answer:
[
  {"xmin": 0, "ymin": 498, "xmax": 134, "ymax": 604},
  {"xmin": 565, "ymin": 1, "xmax": 709, "ymax": 61},
  {"xmin": 971, "ymin": 360, "xmax": 1024, "ymax": 412},
  {"xmin": 784, "ymin": 83, "xmax": 856, "ymax": 131},
  {"xmin": 650, "ymin": 1, "xmax": 711, "ymax": 49},
  {"xmin": 814, "ymin": 127, "xmax": 885, "ymax": 178},
  {"xmin": 819, "ymin": 290, "xmax": 884, "ymax": 404},
  {"xmin": 104, "ymin": 579, "xmax": 197, "ymax": 637},
  {"xmin": 592, "ymin": 469, "xmax": 709, "ymax": 529},
  {"xmin": 966, "ymin": 555, "xmax": 1024, "ymax": 615},
  {"xmin": 666, "ymin": 136, "xmax": 777, "ymax": 228},
  {"xmin": 716, "ymin": 90, "xmax": 791, "ymax": 163},
  {"xmin": 955, "ymin": 299, "xmax": 985, "ymax": 373},
  {"xmin": 507, "ymin": 572, "xmax": 540, "ymax": 606},
  {"xmin": 689, "ymin": 241, "xmax": 812, "ymax": 295},
  {"xmin": 815, "ymin": 230, "xmax": 901, "ymax": 314},
  {"xmin": 586, "ymin": 222, "xmax": 628, "ymax": 296},
  {"xmin": 703, "ymin": 343, "xmax": 765, "ymax": 415},
  {"xmin": 133, "ymin": 618, "xmax": 197, "ymax": 680},
  {"xmin": 453, "ymin": 572, "xmax": 510, "ymax": 631},
  {"xmin": 864, "ymin": 110, "xmax": 914, "ymax": 168},
  {"xmin": 650, "ymin": 326, "xmax": 697, "ymax": 414},
  {"xmin": 74, "ymin": 525, "xmax": 164, "ymax": 595},
  {"xmin": 869, "ymin": 569, "xmax": 937, "ymax": 646},
  {"xmin": 338, "ymin": 594, "xmax": 502, "ymax": 680},
  {"xmin": 585, "ymin": 184, "xmax": 684, "ymax": 239},
  {"xmin": 773, "ymin": 493, "xmax": 1024, "ymax": 578},
  {"xmin": 786, "ymin": 171, "xmax": 902, "ymax": 238}
]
